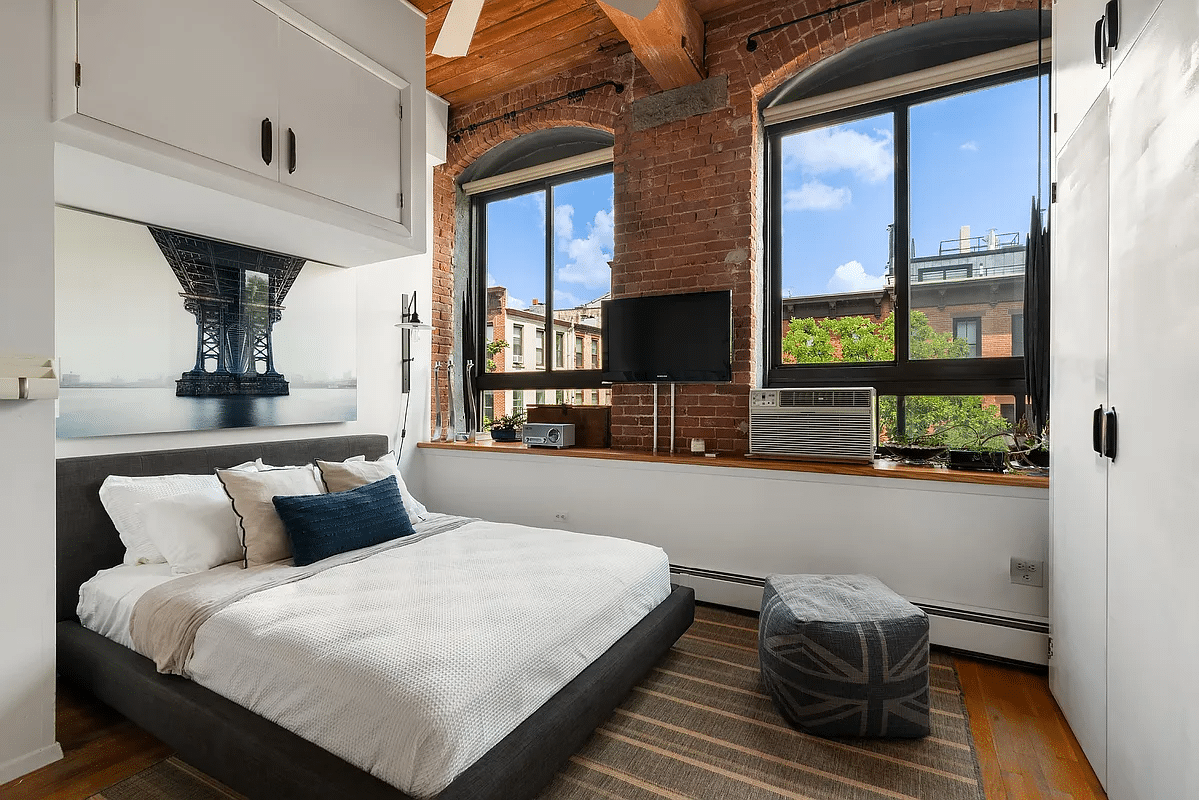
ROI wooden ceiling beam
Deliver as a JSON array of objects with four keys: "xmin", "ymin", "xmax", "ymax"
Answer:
[
  {"xmin": 428, "ymin": 4, "xmax": 607, "ymax": 77},
  {"xmin": 434, "ymin": 37, "xmax": 629, "ymax": 106},
  {"xmin": 596, "ymin": 0, "xmax": 705, "ymax": 91}
]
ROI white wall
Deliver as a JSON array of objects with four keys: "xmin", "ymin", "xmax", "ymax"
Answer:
[
  {"xmin": 0, "ymin": 0, "xmax": 64, "ymax": 783},
  {"xmin": 421, "ymin": 448, "xmax": 1051, "ymax": 621}
]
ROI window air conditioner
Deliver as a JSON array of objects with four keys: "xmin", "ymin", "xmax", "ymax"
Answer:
[{"xmin": 748, "ymin": 388, "xmax": 877, "ymax": 462}]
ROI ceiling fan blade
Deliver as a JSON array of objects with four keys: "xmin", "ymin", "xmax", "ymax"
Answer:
[
  {"xmin": 432, "ymin": 0, "xmax": 487, "ymax": 58},
  {"xmin": 598, "ymin": 0, "xmax": 658, "ymax": 19}
]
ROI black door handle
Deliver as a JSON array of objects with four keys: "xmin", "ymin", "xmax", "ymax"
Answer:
[
  {"xmin": 1105, "ymin": 0, "xmax": 1120, "ymax": 48},
  {"xmin": 1095, "ymin": 17, "xmax": 1107, "ymax": 66},
  {"xmin": 1093, "ymin": 406, "xmax": 1105, "ymax": 455},
  {"xmin": 1104, "ymin": 408, "xmax": 1118, "ymax": 461},
  {"xmin": 288, "ymin": 128, "xmax": 297, "ymax": 174},
  {"xmin": 261, "ymin": 118, "xmax": 272, "ymax": 165}
]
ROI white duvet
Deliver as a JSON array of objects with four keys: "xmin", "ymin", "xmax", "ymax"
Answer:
[{"xmin": 177, "ymin": 519, "xmax": 669, "ymax": 798}]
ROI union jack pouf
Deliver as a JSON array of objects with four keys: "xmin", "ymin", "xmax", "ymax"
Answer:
[{"xmin": 759, "ymin": 574, "xmax": 930, "ymax": 738}]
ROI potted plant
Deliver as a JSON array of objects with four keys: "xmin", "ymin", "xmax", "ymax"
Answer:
[
  {"xmin": 879, "ymin": 430, "xmax": 950, "ymax": 463},
  {"xmin": 1008, "ymin": 418, "xmax": 1050, "ymax": 469},
  {"xmin": 945, "ymin": 424, "xmax": 1012, "ymax": 473},
  {"xmin": 487, "ymin": 411, "xmax": 525, "ymax": 442}
]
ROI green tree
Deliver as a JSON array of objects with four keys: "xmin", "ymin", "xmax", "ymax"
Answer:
[
  {"xmin": 486, "ymin": 339, "xmax": 509, "ymax": 372},
  {"xmin": 781, "ymin": 311, "xmax": 1009, "ymax": 448}
]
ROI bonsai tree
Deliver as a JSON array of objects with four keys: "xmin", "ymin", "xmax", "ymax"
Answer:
[{"xmin": 487, "ymin": 411, "xmax": 525, "ymax": 441}]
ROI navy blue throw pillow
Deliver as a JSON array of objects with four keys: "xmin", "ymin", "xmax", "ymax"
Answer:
[{"xmin": 272, "ymin": 476, "xmax": 415, "ymax": 567}]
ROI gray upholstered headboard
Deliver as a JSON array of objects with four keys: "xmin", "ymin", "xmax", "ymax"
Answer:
[{"xmin": 56, "ymin": 434, "xmax": 389, "ymax": 622}]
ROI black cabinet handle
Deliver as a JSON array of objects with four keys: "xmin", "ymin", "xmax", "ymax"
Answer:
[
  {"xmin": 261, "ymin": 118, "xmax": 272, "ymax": 165},
  {"xmin": 1104, "ymin": 408, "xmax": 1118, "ymax": 461},
  {"xmin": 1095, "ymin": 17, "xmax": 1107, "ymax": 66},
  {"xmin": 1093, "ymin": 406, "xmax": 1105, "ymax": 455},
  {"xmin": 1105, "ymin": 0, "xmax": 1120, "ymax": 48},
  {"xmin": 287, "ymin": 128, "xmax": 297, "ymax": 174}
]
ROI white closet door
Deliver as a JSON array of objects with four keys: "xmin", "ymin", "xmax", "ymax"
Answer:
[
  {"xmin": 76, "ymin": 0, "xmax": 280, "ymax": 179},
  {"xmin": 1105, "ymin": 1, "xmax": 1199, "ymax": 798},
  {"xmin": 1107, "ymin": 0, "xmax": 1166, "ymax": 75},
  {"xmin": 1049, "ymin": 88, "xmax": 1110, "ymax": 789},
  {"xmin": 277, "ymin": 22, "xmax": 403, "ymax": 221}
]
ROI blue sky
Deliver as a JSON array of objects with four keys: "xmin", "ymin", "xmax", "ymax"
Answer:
[
  {"xmin": 485, "ymin": 172, "xmax": 614, "ymax": 311},
  {"xmin": 482, "ymin": 75, "xmax": 1049, "ymax": 307},
  {"xmin": 780, "ymin": 75, "xmax": 1050, "ymax": 297}
]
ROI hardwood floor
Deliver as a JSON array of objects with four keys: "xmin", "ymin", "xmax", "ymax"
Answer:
[
  {"xmin": 956, "ymin": 656, "xmax": 1107, "ymax": 800},
  {"xmin": 2, "ymin": 655, "xmax": 1106, "ymax": 800}
]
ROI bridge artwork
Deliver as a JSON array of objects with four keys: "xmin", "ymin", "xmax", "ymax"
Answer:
[{"xmin": 150, "ymin": 228, "xmax": 306, "ymax": 397}]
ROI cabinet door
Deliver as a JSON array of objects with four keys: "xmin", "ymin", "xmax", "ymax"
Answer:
[
  {"xmin": 1108, "ymin": 0, "xmax": 1166, "ymax": 74},
  {"xmin": 1049, "ymin": 89, "xmax": 1110, "ymax": 789},
  {"xmin": 1052, "ymin": 0, "xmax": 1109, "ymax": 154},
  {"xmin": 1105, "ymin": 1, "xmax": 1199, "ymax": 798},
  {"xmin": 277, "ymin": 23, "xmax": 403, "ymax": 221},
  {"xmin": 76, "ymin": 0, "xmax": 280, "ymax": 180}
]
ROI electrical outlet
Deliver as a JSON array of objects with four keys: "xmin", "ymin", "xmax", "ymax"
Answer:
[
  {"xmin": 1010, "ymin": 557, "xmax": 1044, "ymax": 587},
  {"xmin": 553, "ymin": 511, "xmax": 569, "ymax": 523}
]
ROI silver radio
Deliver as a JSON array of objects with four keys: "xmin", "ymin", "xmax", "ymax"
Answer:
[{"xmin": 522, "ymin": 422, "xmax": 575, "ymax": 448}]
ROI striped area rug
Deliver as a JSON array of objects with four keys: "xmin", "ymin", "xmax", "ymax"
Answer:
[
  {"xmin": 538, "ymin": 604, "xmax": 985, "ymax": 800},
  {"xmin": 93, "ymin": 604, "xmax": 984, "ymax": 800}
]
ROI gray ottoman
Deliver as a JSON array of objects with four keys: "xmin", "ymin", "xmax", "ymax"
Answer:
[{"xmin": 759, "ymin": 574, "xmax": 930, "ymax": 738}]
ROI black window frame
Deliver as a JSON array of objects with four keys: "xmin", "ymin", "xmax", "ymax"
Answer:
[
  {"xmin": 470, "ymin": 164, "xmax": 611, "ymax": 397},
  {"xmin": 763, "ymin": 67, "xmax": 1039, "ymax": 417}
]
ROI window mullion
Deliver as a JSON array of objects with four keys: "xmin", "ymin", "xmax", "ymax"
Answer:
[
  {"xmin": 894, "ymin": 104, "xmax": 911, "ymax": 367},
  {"xmin": 544, "ymin": 180, "xmax": 554, "ymax": 384},
  {"xmin": 768, "ymin": 131, "xmax": 784, "ymax": 371}
]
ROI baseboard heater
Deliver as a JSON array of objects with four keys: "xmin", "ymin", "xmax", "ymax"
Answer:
[{"xmin": 670, "ymin": 564, "xmax": 1050, "ymax": 666}]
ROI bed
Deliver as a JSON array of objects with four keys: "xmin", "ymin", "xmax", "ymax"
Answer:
[{"xmin": 56, "ymin": 434, "xmax": 695, "ymax": 800}]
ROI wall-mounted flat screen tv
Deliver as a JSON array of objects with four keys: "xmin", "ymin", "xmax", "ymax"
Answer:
[{"xmin": 601, "ymin": 290, "xmax": 732, "ymax": 383}]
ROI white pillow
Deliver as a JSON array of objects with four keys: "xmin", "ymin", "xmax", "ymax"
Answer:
[
  {"xmin": 316, "ymin": 452, "xmax": 428, "ymax": 519},
  {"xmin": 138, "ymin": 488, "xmax": 243, "ymax": 575},
  {"xmin": 99, "ymin": 464, "xmax": 257, "ymax": 565}
]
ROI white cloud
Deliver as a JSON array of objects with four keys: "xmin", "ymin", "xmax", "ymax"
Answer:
[
  {"xmin": 553, "ymin": 289, "xmax": 582, "ymax": 309},
  {"xmin": 507, "ymin": 296, "xmax": 528, "ymax": 310},
  {"xmin": 554, "ymin": 204, "xmax": 575, "ymax": 246},
  {"xmin": 826, "ymin": 260, "xmax": 886, "ymax": 292},
  {"xmin": 783, "ymin": 126, "xmax": 893, "ymax": 183},
  {"xmin": 783, "ymin": 180, "xmax": 852, "ymax": 211},
  {"xmin": 556, "ymin": 207, "xmax": 614, "ymax": 290},
  {"xmin": 960, "ymin": 140, "xmax": 979, "ymax": 152}
]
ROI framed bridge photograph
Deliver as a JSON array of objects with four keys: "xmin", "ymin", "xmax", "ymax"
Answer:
[{"xmin": 55, "ymin": 207, "xmax": 357, "ymax": 439}]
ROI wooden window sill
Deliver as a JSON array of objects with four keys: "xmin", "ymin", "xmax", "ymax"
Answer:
[{"xmin": 417, "ymin": 440, "xmax": 1049, "ymax": 490}]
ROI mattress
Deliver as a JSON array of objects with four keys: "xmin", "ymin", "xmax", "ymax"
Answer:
[
  {"xmin": 78, "ymin": 562, "xmax": 176, "ymax": 651},
  {"xmin": 81, "ymin": 514, "xmax": 671, "ymax": 799}
]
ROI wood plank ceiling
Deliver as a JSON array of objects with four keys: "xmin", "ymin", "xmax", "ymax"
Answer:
[{"xmin": 414, "ymin": 0, "xmax": 746, "ymax": 107}]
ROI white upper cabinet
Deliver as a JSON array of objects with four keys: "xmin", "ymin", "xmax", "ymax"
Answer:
[
  {"xmin": 1053, "ymin": 0, "xmax": 1109, "ymax": 153},
  {"xmin": 76, "ymin": 0, "xmax": 281, "ymax": 181},
  {"xmin": 54, "ymin": 0, "xmax": 428, "ymax": 267},
  {"xmin": 278, "ymin": 22, "xmax": 403, "ymax": 221}
]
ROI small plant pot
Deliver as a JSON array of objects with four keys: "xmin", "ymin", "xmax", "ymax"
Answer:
[
  {"xmin": 1024, "ymin": 448, "xmax": 1050, "ymax": 468},
  {"xmin": 491, "ymin": 428, "xmax": 520, "ymax": 442},
  {"xmin": 880, "ymin": 444, "xmax": 948, "ymax": 462},
  {"xmin": 947, "ymin": 449, "xmax": 1007, "ymax": 472}
]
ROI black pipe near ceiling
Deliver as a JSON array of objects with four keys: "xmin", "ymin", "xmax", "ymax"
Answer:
[{"xmin": 448, "ymin": 81, "xmax": 625, "ymax": 144}]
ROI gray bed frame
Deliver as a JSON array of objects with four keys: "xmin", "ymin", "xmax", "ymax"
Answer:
[{"xmin": 56, "ymin": 434, "xmax": 695, "ymax": 800}]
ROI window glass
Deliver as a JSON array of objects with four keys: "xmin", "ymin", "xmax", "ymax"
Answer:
[
  {"xmin": 482, "ymin": 390, "xmax": 495, "ymax": 425},
  {"xmin": 591, "ymin": 339, "xmax": 599, "ymax": 369},
  {"xmin": 551, "ymin": 172, "xmax": 612, "ymax": 373},
  {"xmin": 591, "ymin": 390, "xmax": 599, "ymax": 405},
  {"xmin": 778, "ymin": 113, "xmax": 895, "ymax": 364},
  {"xmin": 485, "ymin": 189, "xmax": 545, "ymax": 378},
  {"xmin": 908, "ymin": 77, "xmax": 1041, "ymax": 360},
  {"xmin": 512, "ymin": 326, "xmax": 524, "ymax": 363},
  {"xmin": 555, "ymin": 332, "xmax": 565, "ymax": 367},
  {"xmin": 1011, "ymin": 314, "xmax": 1025, "ymax": 357},
  {"xmin": 535, "ymin": 328, "xmax": 545, "ymax": 366}
]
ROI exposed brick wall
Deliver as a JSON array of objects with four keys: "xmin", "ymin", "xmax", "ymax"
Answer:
[{"xmin": 431, "ymin": 0, "xmax": 1047, "ymax": 454}]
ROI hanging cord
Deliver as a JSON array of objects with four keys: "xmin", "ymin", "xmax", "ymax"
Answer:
[{"xmin": 395, "ymin": 384, "xmax": 415, "ymax": 461}]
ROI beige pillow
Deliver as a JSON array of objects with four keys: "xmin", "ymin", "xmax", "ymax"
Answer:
[
  {"xmin": 316, "ymin": 453, "xmax": 428, "ymax": 518},
  {"xmin": 216, "ymin": 466, "xmax": 324, "ymax": 566}
]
